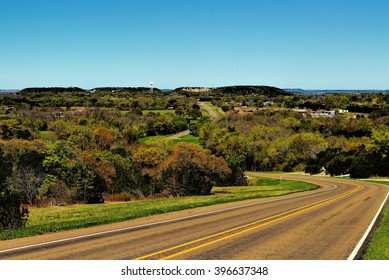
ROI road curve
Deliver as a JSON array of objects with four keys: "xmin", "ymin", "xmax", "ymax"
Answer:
[{"xmin": 0, "ymin": 175, "xmax": 387, "ymax": 260}]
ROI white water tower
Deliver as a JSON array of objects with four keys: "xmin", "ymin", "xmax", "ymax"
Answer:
[{"xmin": 150, "ymin": 81, "xmax": 153, "ymax": 93}]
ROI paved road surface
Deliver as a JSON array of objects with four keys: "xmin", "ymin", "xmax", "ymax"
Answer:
[{"xmin": 0, "ymin": 175, "xmax": 387, "ymax": 260}]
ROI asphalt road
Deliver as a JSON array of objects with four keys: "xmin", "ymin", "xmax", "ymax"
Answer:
[{"xmin": 0, "ymin": 175, "xmax": 387, "ymax": 260}]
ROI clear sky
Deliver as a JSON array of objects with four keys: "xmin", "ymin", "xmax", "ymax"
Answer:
[{"xmin": 0, "ymin": 0, "xmax": 388, "ymax": 90}]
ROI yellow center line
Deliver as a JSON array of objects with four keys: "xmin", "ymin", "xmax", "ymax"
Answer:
[{"xmin": 134, "ymin": 184, "xmax": 363, "ymax": 260}]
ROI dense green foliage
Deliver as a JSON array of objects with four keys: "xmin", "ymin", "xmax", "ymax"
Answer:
[{"xmin": 0, "ymin": 146, "xmax": 29, "ymax": 230}]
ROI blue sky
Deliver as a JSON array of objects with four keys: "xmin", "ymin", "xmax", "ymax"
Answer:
[{"xmin": 0, "ymin": 0, "xmax": 388, "ymax": 89}]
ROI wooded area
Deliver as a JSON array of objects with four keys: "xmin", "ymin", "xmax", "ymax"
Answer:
[{"xmin": 0, "ymin": 86, "xmax": 388, "ymax": 230}]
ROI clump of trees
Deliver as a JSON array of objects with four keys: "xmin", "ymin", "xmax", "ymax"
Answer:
[
  {"xmin": 156, "ymin": 143, "xmax": 231, "ymax": 196},
  {"xmin": 196, "ymin": 109, "xmax": 388, "ymax": 178}
]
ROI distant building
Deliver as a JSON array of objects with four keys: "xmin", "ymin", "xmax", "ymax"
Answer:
[
  {"xmin": 323, "ymin": 110, "xmax": 336, "ymax": 116},
  {"xmin": 263, "ymin": 101, "xmax": 274, "ymax": 106},
  {"xmin": 309, "ymin": 110, "xmax": 336, "ymax": 118}
]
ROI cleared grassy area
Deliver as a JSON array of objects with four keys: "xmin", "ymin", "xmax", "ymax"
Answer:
[
  {"xmin": 170, "ymin": 134, "xmax": 201, "ymax": 146},
  {"xmin": 38, "ymin": 131, "xmax": 54, "ymax": 137},
  {"xmin": 0, "ymin": 178, "xmax": 317, "ymax": 240},
  {"xmin": 362, "ymin": 180, "xmax": 389, "ymax": 260},
  {"xmin": 37, "ymin": 131, "xmax": 56, "ymax": 142},
  {"xmin": 138, "ymin": 134, "xmax": 201, "ymax": 146},
  {"xmin": 137, "ymin": 134, "xmax": 172, "ymax": 144}
]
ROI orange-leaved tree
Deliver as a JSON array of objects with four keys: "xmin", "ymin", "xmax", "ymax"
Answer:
[{"xmin": 156, "ymin": 143, "xmax": 231, "ymax": 196}]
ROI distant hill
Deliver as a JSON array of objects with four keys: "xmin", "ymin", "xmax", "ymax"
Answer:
[
  {"xmin": 173, "ymin": 87, "xmax": 212, "ymax": 93},
  {"xmin": 173, "ymin": 85, "xmax": 288, "ymax": 96},
  {"xmin": 20, "ymin": 87, "xmax": 86, "ymax": 94},
  {"xmin": 0, "ymin": 89, "xmax": 19, "ymax": 94},
  {"xmin": 213, "ymin": 85, "xmax": 289, "ymax": 96},
  {"xmin": 283, "ymin": 88, "xmax": 389, "ymax": 95},
  {"xmin": 91, "ymin": 87, "xmax": 163, "ymax": 93}
]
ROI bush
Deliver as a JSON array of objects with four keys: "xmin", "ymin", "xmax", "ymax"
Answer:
[
  {"xmin": 305, "ymin": 164, "xmax": 321, "ymax": 175},
  {"xmin": 350, "ymin": 152, "xmax": 374, "ymax": 178},
  {"xmin": 103, "ymin": 192, "xmax": 132, "ymax": 202}
]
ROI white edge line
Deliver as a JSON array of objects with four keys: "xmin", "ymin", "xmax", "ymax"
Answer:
[
  {"xmin": 347, "ymin": 191, "xmax": 389, "ymax": 260},
  {"xmin": 0, "ymin": 184, "xmax": 337, "ymax": 255}
]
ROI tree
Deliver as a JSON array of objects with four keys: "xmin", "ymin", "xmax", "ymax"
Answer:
[
  {"xmin": 0, "ymin": 188, "xmax": 29, "ymax": 230},
  {"xmin": 49, "ymin": 119, "xmax": 69, "ymax": 140},
  {"xmin": 156, "ymin": 143, "xmax": 231, "ymax": 196},
  {"xmin": 110, "ymin": 156, "xmax": 151, "ymax": 197},
  {"xmin": 93, "ymin": 126, "xmax": 114, "ymax": 150},
  {"xmin": 81, "ymin": 151, "xmax": 116, "ymax": 196},
  {"xmin": 0, "ymin": 146, "xmax": 12, "ymax": 184},
  {"xmin": 6, "ymin": 168, "xmax": 44, "ymax": 205},
  {"xmin": 0, "ymin": 139, "xmax": 46, "ymax": 173},
  {"xmin": 350, "ymin": 150, "xmax": 375, "ymax": 178},
  {"xmin": 68, "ymin": 126, "xmax": 94, "ymax": 150},
  {"xmin": 372, "ymin": 125, "xmax": 389, "ymax": 154},
  {"xmin": 43, "ymin": 141, "xmax": 106, "ymax": 203},
  {"xmin": 132, "ymin": 146, "xmax": 168, "ymax": 168},
  {"xmin": 0, "ymin": 146, "xmax": 29, "ymax": 229},
  {"xmin": 326, "ymin": 154, "xmax": 353, "ymax": 176}
]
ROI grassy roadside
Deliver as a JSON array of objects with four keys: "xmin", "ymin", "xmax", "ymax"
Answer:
[
  {"xmin": 361, "ymin": 180, "xmax": 389, "ymax": 260},
  {"xmin": 0, "ymin": 178, "xmax": 317, "ymax": 240}
]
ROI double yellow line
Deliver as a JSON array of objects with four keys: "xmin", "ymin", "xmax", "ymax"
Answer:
[{"xmin": 135, "ymin": 184, "xmax": 363, "ymax": 260}]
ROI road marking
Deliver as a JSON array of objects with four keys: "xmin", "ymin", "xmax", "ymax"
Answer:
[
  {"xmin": 0, "ymin": 184, "xmax": 337, "ymax": 255},
  {"xmin": 348, "ymin": 191, "xmax": 389, "ymax": 260},
  {"xmin": 135, "ymin": 184, "xmax": 363, "ymax": 260}
]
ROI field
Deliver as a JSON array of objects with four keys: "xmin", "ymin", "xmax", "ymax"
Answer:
[{"xmin": 0, "ymin": 178, "xmax": 317, "ymax": 240}]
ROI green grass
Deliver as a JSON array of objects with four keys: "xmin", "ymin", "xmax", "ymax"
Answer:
[
  {"xmin": 38, "ymin": 131, "xmax": 53, "ymax": 136},
  {"xmin": 0, "ymin": 178, "xmax": 317, "ymax": 240},
  {"xmin": 170, "ymin": 134, "xmax": 201, "ymax": 146},
  {"xmin": 362, "ymin": 180, "xmax": 389, "ymax": 260},
  {"xmin": 138, "ymin": 134, "xmax": 201, "ymax": 146},
  {"xmin": 247, "ymin": 171, "xmax": 294, "ymax": 175},
  {"xmin": 37, "ymin": 131, "xmax": 56, "ymax": 142},
  {"xmin": 200, "ymin": 108, "xmax": 210, "ymax": 117},
  {"xmin": 142, "ymin": 110, "xmax": 175, "ymax": 115},
  {"xmin": 253, "ymin": 177, "xmax": 283, "ymax": 186},
  {"xmin": 137, "ymin": 135, "xmax": 172, "ymax": 144}
]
